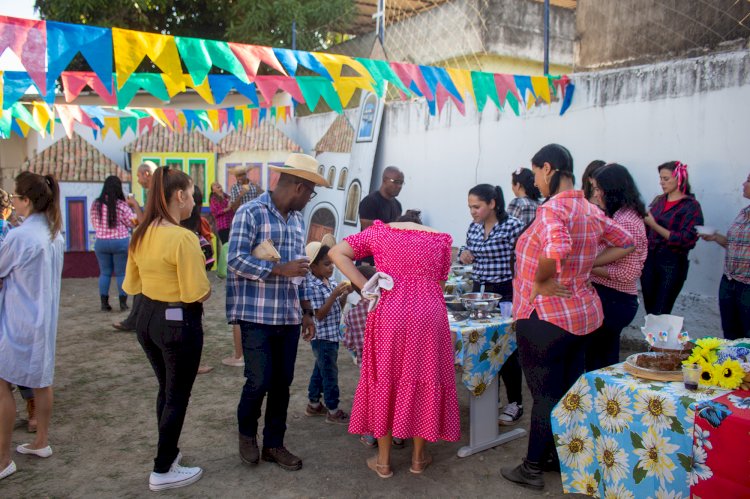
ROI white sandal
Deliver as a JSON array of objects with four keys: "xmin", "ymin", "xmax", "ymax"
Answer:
[{"xmin": 0, "ymin": 461, "xmax": 16, "ymax": 480}]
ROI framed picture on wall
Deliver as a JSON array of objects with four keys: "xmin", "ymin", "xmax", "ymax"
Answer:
[
  {"xmin": 344, "ymin": 180, "xmax": 362, "ymax": 226},
  {"xmin": 356, "ymin": 93, "xmax": 378, "ymax": 143}
]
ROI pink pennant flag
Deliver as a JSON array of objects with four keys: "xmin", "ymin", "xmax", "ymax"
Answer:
[
  {"xmin": 493, "ymin": 74, "xmax": 521, "ymax": 107},
  {"xmin": 54, "ymin": 104, "xmax": 97, "ymax": 139},
  {"xmin": 435, "ymin": 85, "xmax": 465, "ymax": 115},
  {"xmin": 0, "ymin": 16, "xmax": 47, "ymax": 95},
  {"xmin": 217, "ymin": 108, "xmax": 228, "ymax": 130},
  {"xmin": 162, "ymin": 109, "xmax": 178, "ymax": 130},
  {"xmin": 553, "ymin": 75, "xmax": 571, "ymax": 99},
  {"xmin": 390, "ymin": 63, "xmax": 433, "ymax": 101},
  {"xmin": 254, "ymin": 76, "xmax": 304, "ymax": 106},
  {"xmin": 138, "ymin": 117, "xmax": 155, "ymax": 135},
  {"xmin": 61, "ymin": 72, "xmax": 117, "ymax": 105},
  {"xmin": 228, "ymin": 43, "xmax": 287, "ymax": 78}
]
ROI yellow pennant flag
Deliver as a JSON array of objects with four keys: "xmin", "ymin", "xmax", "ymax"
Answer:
[
  {"xmin": 161, "ymin": 74, "xmax": 187, "ymax": 98},
  {"xmin": 332, "ymin": 80, "xmax": 360, "ymax": 108},
  {"xmin": 113, "ymin": 28, "xmax": 183, "ymax": 89},
  {"xmin": 277, "ymin": 106, "xmax": 287, "ymax": 123},
  {"xmin": 314, "ymin": 53, "xmax": 375, "ymax": 92},
  {"xmin": 16, "ymin": 119, "xmax": 31, "ymax": 138},
  {"xmin": 103, "ymin": 117, "xmax": 122, "ymax": 138},
  {"xmin": 531, "ymin": 76, "xmax": 551, "ymax": 104},
  {"xmin": 447, "ymin": 68, "xmax": 474, "ymax": 101},
  {"xmin": 206, "ymin": 109, "xmax": 219, "ymax": 131},
  {"xmin": 32, "ymin": 102, "xmax": 52, "ymax": 137},
  {"xmin": 177, "ymin": 112, "xmax": 187, "ymax": 130},
  {"xmin": 183, "ymin": 75, "xmax": 215, "ymax": 105}
]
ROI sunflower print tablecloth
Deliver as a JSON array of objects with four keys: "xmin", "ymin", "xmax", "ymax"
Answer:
[
  {"xmin": 551, "ymin": 363, "xmax": 730, "ymax": 498},
  {"xmin": 451, "ymin": 318, "xmax": 515, "ymax": 395}
]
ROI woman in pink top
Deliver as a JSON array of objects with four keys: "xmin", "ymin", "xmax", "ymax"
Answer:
[
  {"xmin": 586, "ymin": 163, "xmax": 648, "ymax": 371},
  {"xmin": 90, "ymin": 176, "xmax": 135, "ymax": 312},
  {"xmin": 501, "ymin": 144, "xmax": 633, "ymax": 491},
  {"xmin": 209, "ymin": 182, "xmax": 233, "ymax": 244}
]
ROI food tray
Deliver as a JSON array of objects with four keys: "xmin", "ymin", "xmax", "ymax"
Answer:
[{"xmin": 623, "ymin": 353, "xmax": 682, "ymax": 382}]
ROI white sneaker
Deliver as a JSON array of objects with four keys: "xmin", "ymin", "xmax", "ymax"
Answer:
[
  {"xmin": 149, "ymin": 458, "xmax": 202, "ymax": 491},
  {"xmin": 498, "ymin": 402, "xmax": 524, "ymax": 426}
]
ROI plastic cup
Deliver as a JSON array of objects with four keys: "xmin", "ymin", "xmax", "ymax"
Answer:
[
  {"xmin": 499, "ymin": 302, "xmax": 512, "ymax": 319},
  {"xmin": 682, "ymin": 363, "xmax": 701, "ymax": 390}
]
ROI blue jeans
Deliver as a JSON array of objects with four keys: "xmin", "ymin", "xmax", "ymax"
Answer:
[
  {"xmin": 237, "ymin": 322, "xmax": 300, "ymax": 448},
  {"xmin": 94, "ymin": 237, "xmax": 129, "ymax": 296},
  {"xmin": 307, "ymin": 339, "xmax": 340, "ymax": 410}
]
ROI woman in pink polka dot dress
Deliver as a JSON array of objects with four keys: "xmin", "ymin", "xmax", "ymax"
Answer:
[{"xmin": 329, "ymin": 220, "xmax": 460, "ymax": 478}]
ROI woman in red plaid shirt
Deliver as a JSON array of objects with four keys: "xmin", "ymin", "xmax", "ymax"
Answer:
[
  {"xmin": 501, "ymin": 144, "xmax": 634, "ymax": 491},
  {"xmin": 641, "ymin": 161, "xmax": 704, "ymax": 314},
  {"xmin": 586, "ymin": 164, "xmax": 649, "ymax": 371}
]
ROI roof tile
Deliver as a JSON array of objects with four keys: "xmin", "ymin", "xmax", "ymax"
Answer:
[{"xmin": 218, "ymin": 123, "xmax": 302, "ymax": 155}]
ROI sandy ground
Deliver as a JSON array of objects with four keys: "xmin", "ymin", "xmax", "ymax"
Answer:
[{"xmin": 2, "ymin": 275, "xmax": 719, "ymax": 498}]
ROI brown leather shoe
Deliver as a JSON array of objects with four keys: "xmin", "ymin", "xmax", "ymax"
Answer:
[
  {"xmin": 239, "ymin": 434, "xmax": 259, "ymax": 465},
  {"xmin": 262, "ymin": 446, "xmax": 302, "ymax": 471}
]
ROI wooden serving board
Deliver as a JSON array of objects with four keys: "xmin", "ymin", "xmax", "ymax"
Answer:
[{"xmin": 623, "ymin": 354, "xmax": 682, "ymax": 382}]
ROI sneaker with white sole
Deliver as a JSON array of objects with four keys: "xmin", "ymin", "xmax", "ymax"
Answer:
[
  {"xmin": 149, "ymin": 458, "xmax": 203, "ymax": 491},
  {"xmin": 498, "ymin": 402, "xmax": 523, "ymax": 426}
]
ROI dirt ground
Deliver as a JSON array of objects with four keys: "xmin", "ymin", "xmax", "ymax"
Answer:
[{"xmin": 3, "ymin": 274, "xmax": 718, "ymax": 498}]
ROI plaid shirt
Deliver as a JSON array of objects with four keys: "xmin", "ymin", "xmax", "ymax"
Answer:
[
  {"xmin": 513, "ymin": 190, "xmax": 634, "ymax": 335},
  {"xmin": 725, "ymin": 206, "xmax": 750, "ymax": 285},
  {"xmin": 646, "ymin": 195, "xmax": 703, "ymax": 255},
  {"xmin": 90, "ymin": 200, "xmax": 134, "ymax": 239},
  {"xmin": 342, "ymin": 298, "xmax": 368, "ymax": 362},
  {"xmin": 507, "ymin": 196, "xmax": 540, "ymax": 226},
  {"xmin": 226, "ymin": 192, "xmax": 306, "ymax": 325},
  {"xmin": 302, "ymin": 273, "xmax": 342, "ymax": 341},
  {"xmin": 230, "ymin": 182, "xmax": 260, "ymax": 208},
  {"xmin": 209, "ymin": 194, "xmax": 234, "ymax": 231},
  {"xmin": 461, "ymin": 216, "xmax": 525, "ymax": 284},
  {"xmin": 592, "ymin": 208, "xmax": 648, "ymax": 295}
]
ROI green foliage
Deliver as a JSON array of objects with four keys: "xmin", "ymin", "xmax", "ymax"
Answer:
[
  {"xmin": 677, "ymin": 452, "xmax": 693, "ymax": 472},
  {"xmin": 226, "ymin": 0, "xmax": 355, "ymax": 50}
]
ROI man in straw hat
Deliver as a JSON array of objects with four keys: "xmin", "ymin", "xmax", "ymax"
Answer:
[
  {"xmin": 227, "ymin": 153, "xmax": 329, "ymax": 472},
  {"xmin": 229, "ymin": 165, "xmax": 264, "ymax": 212}
]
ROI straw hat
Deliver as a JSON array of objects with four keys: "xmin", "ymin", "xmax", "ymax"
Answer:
[
  {"xmin": 269, "ymin": 153, "xmax": 329, "ymax": 187},
  {"xmin": 230, "ymin": 165, "xmax": 248, "ymax": 175},
  {"xmin": 305, "ymin": 233, "xmax": 337, "ymax": 263}
]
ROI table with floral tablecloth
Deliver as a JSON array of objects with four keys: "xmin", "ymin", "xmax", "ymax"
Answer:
[
  {"xmin": 450, "ymin": 317, "xmax": 526, "ymax": 457},
  {"xmin": 551, "ymin": 363, "xmax": 731, "ymax": 498}
]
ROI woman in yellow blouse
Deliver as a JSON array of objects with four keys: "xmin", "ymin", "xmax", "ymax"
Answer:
[{"xmin": 123, "ymin": 166, "xmax": 211, "ymax": 492}]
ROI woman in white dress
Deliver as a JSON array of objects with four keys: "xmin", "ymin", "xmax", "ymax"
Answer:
[{"xmin": 0, "ymin": 172, "xmax": 64, "ymax": 481}]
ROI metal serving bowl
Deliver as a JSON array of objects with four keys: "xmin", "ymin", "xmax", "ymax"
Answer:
[
  {"xmin": 460, "ymin": 292, "xmax": 502, "ymax": 319},
  {"xmin": 444, "ymin": 293, "xmax": 466, "ymax": 312},
  {"xmin": 451, "ymin": 265, "xmax": 472, "ymax": 278}
]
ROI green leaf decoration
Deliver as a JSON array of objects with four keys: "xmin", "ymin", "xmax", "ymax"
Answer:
[
  {"xmin": 594, "ymin": 469, "xmax": 601, "ymax": 485},
  {"xmin": 670, "ymin": 416, "xmax": 684, "ymax": 435},
  {"xmin": 633, "ymin": 465, "xmax": 647, "ymax": 484},
  {"xmin": 679, "ymin": 396, "xmax": 695, "ymax": 410},
  {"xmin": 590, "ymin": 423, "xmax": 601, "ymax": 439},
  {"xmin": 491, "ymin": 330, "xmax": 499, "ymax": 343},
  {"xmin": 594, "ymin": 377, "xmax": 605, "ymax": 393},
  {"xmin": 630, "ymin": 431, "xmax": 644, "ymax": 449},
  {"xmin": 649, "ymin": 384, "xmax": 664, "ymax": 391},
  {"xmin": 455, "ymin": 340, "xmax": 463, "ymax": 352},
  {"xmin": 677, "ymin": 452, "xmax": 693, "ymax": 473},
  {"xmin": 479, "ymin": 350, "xmax": 489, "ymax": 362}
]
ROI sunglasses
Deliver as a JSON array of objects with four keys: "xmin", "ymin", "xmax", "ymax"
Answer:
[{"xmin": 384, "ymin": 177, "xmax": 405, "ymax": 186}]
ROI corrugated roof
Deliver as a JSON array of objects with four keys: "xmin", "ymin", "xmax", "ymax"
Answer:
[
  {"xmin": 23, "ymin": 133, "xmax": 131, "ymax": 183},
  {"xmin": 124, "ymin": 127, "xmax": 222, "ymax": 153},
  {"xmin": 218, "ymin": 123, "xmax": 302, "ymax": 154},
  {"xmin": 314, "ymin": 115, "xmax": 355, "ymax": 153}
]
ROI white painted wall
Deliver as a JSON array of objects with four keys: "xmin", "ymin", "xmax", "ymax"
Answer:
[{"xmin": 366, "ymin": 51, "xmax": 750, "ymax": 299}]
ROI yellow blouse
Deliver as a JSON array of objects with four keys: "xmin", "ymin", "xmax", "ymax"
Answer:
[{"xmin": 123, "ymin": 224, "xmax": 211, "ymax": 303}]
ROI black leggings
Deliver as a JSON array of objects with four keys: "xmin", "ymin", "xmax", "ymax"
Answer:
[
  {"xmin": 472, "ymin": 280, "xmax": 521, "ymax": 405},
  {"xmin": 585, "ymin": 284, "xmax": 639, "ymax": 372},
  {"xmin": 516, "ymin": 311, "xmax": 584, "ymax": 464},
  {"xmin": 136, "ymin": 297, "xmax": 203, "ymax": 473},
  {"xmin": 640, "ymin": 250, "xmax": 689, "ymax": 315},
  {"xmin": 218, "ymin": 228, "xmax": 230, "ymax": 245}
]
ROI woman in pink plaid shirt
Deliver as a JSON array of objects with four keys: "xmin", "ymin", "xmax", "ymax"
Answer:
[
  {"xmin": 90, "ymin": 176, "xmax": 135, "ymax": 312},
  {"xmin": 501, "ymin": 144, "xmax": 634, "ymax": 491}
]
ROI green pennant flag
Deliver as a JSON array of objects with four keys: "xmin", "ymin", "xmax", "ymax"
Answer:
[
  {"xmin": 120, "ymin": 116, "xmax": 138, "ymax": 136},
  {"xmin": 505, "ymin": 92, "xmax": 520, "ymax": 116},
  {"xmin": 194, "ymin": 110, "xmax": 211, "ymax": 127},
  {"xmin": 471, "ymin": 72, "xmax": 500, "ymax": 112},
  {"xmin": 296, "ymin": 76, "xmax": 343, "ymax": 113},
  {"xmin": 117, "ymin": 74, "xmax": 171, "ymax": 108},
  {"xmin": 175, "ymin": 37, "xmax": 248, "ymax": 85},
  {"xmin": 11, "ymin": 102, "xmax": 41, "ymax": 132},
  {"xmin": 0, "ymin": 110, "xmax": 12, "ymax": 138},
  {"xmin": 355, "ymin": 58, "xmax": 408, "ymax": 96}
]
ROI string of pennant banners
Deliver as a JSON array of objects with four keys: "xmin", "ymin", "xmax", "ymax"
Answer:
[{"xmin": 0, "ymin": 15, "xmax": 575, "ymax": 140}]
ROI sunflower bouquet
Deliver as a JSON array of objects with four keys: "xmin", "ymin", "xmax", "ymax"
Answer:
[{"xmin": 683, "ymin": 337, "xmax": 750, "ymax": 390}]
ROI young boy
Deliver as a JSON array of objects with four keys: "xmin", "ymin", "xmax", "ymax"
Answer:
[{"xmin": 302, "ymin": 241, "xmax": 351, "ymax": 425}]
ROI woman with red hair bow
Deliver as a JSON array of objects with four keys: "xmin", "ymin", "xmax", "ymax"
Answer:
[{"xmin": 641, "ymin": 161, "xmax": 704, "ymax": 314}]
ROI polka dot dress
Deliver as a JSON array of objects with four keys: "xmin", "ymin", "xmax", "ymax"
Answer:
[{"xmin": 344, "ymin": 221, "xmax": 461, "ymax": 442}]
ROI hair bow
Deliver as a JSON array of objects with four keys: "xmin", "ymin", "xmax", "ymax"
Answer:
[{"xmin": 673, "ymin": 161, "xmax": 688, "ymax": 193}]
